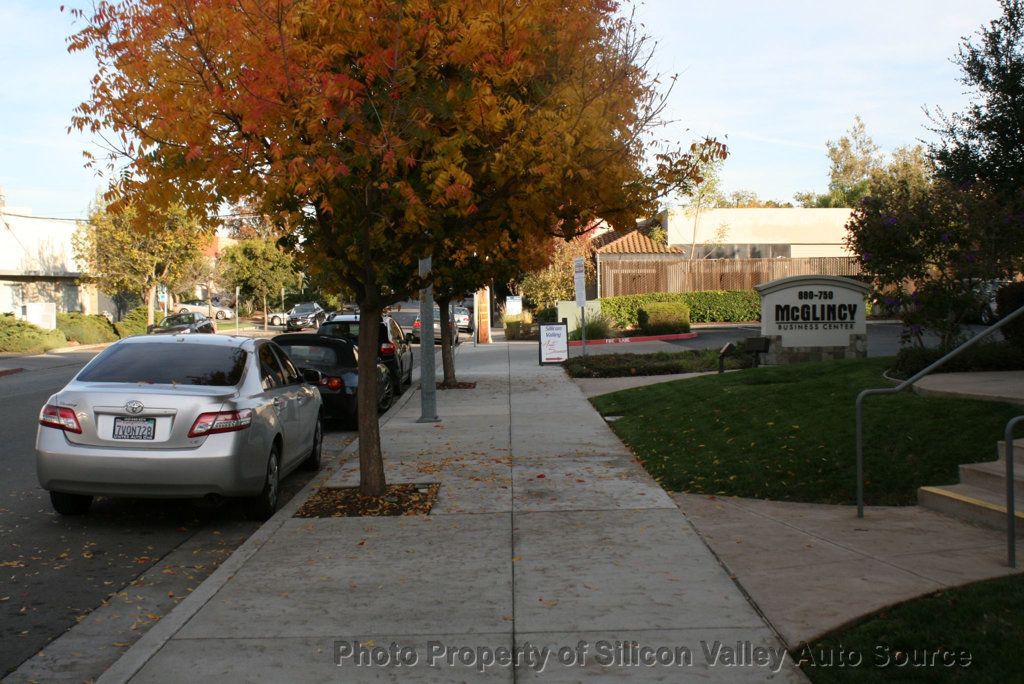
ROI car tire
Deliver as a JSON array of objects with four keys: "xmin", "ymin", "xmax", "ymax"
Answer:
[
  {"xmin": 246, "ymin": 445, "xmax": 281, "ymax": 521},
  {"xmin": 216, "ymin": 310, "xmax": 226, "ymax": 320},
  {"xmin": 378, "ymin": 374, "xmax": 395, "ymax": 413},
  {"xmin": 178, "ymin": 307, "xmax": 189, "ymax": 314},
  {"xmin": 302, "ymin": 416, "xmax": 323, "ymax": 471},
  {"xmin": 404, "ymin": 354, "xmax": 413, "ymax": 385},
  {"xmin": 50, "ymin": 491, "xmax": 92, "ymax": 515},
  {"xmin": 980, "ymin": 307, "xmax": 995, "ymax": 325},
  {"xmin": 271, "ymin": 316, "xmax": 281, "ymax": 326}
]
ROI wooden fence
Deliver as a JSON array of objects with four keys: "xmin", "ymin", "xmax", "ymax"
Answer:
[{"xmin": 597, "ymin": 256, "xmax": 863, "ymax": 297}]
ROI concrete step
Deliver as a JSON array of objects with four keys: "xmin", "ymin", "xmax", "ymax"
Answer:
[
  {"xmin": 918, "ymin": 483, "xmax": 1024, "ymax": 536},
  {"xmin": 959, "ymin": 461, "xmax": 1024, "ymax": 499},
  {"xmin": 994, "ymin": 438, "xmax": 1024, "ymax": 465}
]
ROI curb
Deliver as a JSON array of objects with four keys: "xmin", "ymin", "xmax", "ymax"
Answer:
[
  {"xmin": 568, "ymin": 331, "xmax": 698, "ymax": 347},
  {"xmin": 96, "ymin": 382, "xmax": 421, "ymax": 684},
  {"xmin": 47, "ymin": 341, "xmax": 116, "ymax": 355}
]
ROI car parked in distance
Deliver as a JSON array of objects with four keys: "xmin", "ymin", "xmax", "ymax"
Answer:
[
  {"xmin": 285, "ymin": 302, "xmax": 327, "ymax": 331},
  {"xmin": 35, "ymin": 335, "xmax": 323, "ymax": 520},
  {"xmin": 177, "ymin": 299, "xmax": 235, "ymax": 320},
  {"xmin": 454, "ymin": 306, "xmax": 473, "ymax": 333},
  {"xmin": 273, "ymin": 333, "xmax": 395, "ymax": 423},
  {"xmin": 411, "ymin": 305, "xmax": 459, "ymax": 345},
  {"xmin": 148, "ymin": 311, "xmax": 216, "ymax": 335},
  {"xmin": 318, "ymin": 314, "xmax": 413, "ymax": 392}
]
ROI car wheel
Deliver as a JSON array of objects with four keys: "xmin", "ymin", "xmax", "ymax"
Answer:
[
  {"xmin": 246, "ymin": 445, "xmax": 281, "ymax": 521},
  {"xmin": 404, "ymin": 354, "xmax": 413, "ymax": 385},
  {"xmin": 378, "ymin": 374, "xmax": 395, "ymax": 413},
  {"xmin": 980, "ymin": 307, "xmax": 995, "ymax": 325},
  {"xmin": 178, "ymin": 307, "xmax": 189, "ymax": 314},
  {"xmin": 271, "ymin": 316, "xmax": 281, "ymax": 326},
  {"xmin": 302, "ymin": 416, "xmax": 323, "ymax": 471},
  {"xmin": 50, "ymin": 491, "xmax": 92, "ymax": 515},
  {"xmin": 216, "ymin": 310, "xmax": 226, "ymax": 320},
  {"xmin": 390, "ymin": 367, "xmax": 404, "ymax": 396}
]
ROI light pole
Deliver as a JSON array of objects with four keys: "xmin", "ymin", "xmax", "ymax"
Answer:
[{"xmin": 417, "ymin": 255, "xmax": 440, "ymax": 423}]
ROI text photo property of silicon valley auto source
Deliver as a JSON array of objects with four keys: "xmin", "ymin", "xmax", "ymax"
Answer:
[
  {"xmin": 755, "ymin": 275, "xmax": 870, "ymax": 365},
  {"xmin": 539, "ymin": 321, "xmax": 569, "ymax": 364}
]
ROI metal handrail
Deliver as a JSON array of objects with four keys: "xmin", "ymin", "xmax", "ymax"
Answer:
[
  {"xmin": 1004, "ymin": 417, "xmax": 1023, "ymax": 568},
  {"xmin": 855, "ymin": 302, "xmax": 1024, "ymax": 561}
]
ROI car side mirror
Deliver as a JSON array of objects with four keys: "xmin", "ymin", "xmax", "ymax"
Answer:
[{"xmin": 300, "ymin": 368, "xmax": 323, "ymax": 385}]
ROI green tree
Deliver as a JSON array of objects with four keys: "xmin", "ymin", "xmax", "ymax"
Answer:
[
  {"xmin": 218, "ymin": 240, "xmax": 297, "ymax": 331},
  {"xmin": 518, "ymin": 237, "xmax": 596, "ymax": 310},
  {"xmin": 683, "ymin": 140, "xmax": 725, "ymax": 258},
  {"xmin": 795, "ymin": 116, "xmax": 882, "ymax": 207},
  {"xmin": 719, "ymin": 190, "xmax": 793, "ymax": 208},
  {"xmin": 928, "ymin": 0, "xmax": 1024, "ymax": 194},
  {"xmin": 74, "ymin": 199, "xmax": 207, "ymax": 325}
]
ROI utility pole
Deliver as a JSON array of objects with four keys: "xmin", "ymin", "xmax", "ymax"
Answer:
[{"xmin": 417, "ymin": 256, "xmax": 440, "ymax": 423}]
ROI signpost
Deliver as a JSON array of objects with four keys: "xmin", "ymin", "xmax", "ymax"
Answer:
[
  {"xmin": 755, "ymin": 275, "xmax": 870, "ymax": 364},
  {"xmin": 418, "ymin": 256, "xmax": 440, "ymax": 423},
  {"xmin": 573, "ymin": 257, "xmax": 587, "ymax": 356},
  {"xmin": 538, "ymin": 322, "xmax": 569, "ymax": 365},
  {"xmin": 505, "ymin": 295, "xmax": 522, "ymax": 316},
  {"xmin": 235, "ymin": 285, "xmax": 240, "ymax": 333}
]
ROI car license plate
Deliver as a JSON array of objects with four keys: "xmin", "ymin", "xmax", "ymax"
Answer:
[{"xmin": 112, "ymin": 416, "xmax": 156, "ymax": 440}]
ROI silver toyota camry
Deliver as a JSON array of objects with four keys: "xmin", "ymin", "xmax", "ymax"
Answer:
[{"xmin": 36, "ymin": 334, "xmax": 323, "ymax": 520}]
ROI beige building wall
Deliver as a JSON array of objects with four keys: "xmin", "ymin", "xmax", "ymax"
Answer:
[{"xmin": 663, "ymin": 207, "xmax": 855, "ymax": 258}]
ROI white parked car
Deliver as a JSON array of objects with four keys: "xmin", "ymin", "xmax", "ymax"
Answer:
[{"xmin": 177, "ymin": 299, "xmax": 235, "ymax": 320}]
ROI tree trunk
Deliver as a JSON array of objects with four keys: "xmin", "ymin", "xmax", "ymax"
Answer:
[
  {"xmin": 437, "ymin": 296, "xmax": 456, "ymax": 386},
  {"xmin": 146, "ymin": 284, "xmax": 157, "ymax": 325},
  {"xmin": 356, "ymin": 302, "xmax": 387, "ymax": 496},
  {"xmin": 262, "ymin": 294, "xmax": 268, "ymax": 332}
]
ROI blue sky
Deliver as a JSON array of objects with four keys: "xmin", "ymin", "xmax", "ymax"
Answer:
[{"xmin": 0, "ymin": 0, "xmax": 1004, "ymax": 218}]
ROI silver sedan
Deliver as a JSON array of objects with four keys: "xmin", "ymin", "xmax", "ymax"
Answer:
[{"xmin": 36, "ymin": 335, "xmax": 323, "ymax": 520}]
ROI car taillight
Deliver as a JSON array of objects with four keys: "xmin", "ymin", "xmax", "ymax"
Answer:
[
  {"xmin": 413, "ymin": 320, "xmax": 420, "ymax": 329},
  {"xmin": 379, "ymin": 342, "xmax": 396, "ymax": 356},
  {"xmin": 320, "ymin": 376, "xmax": 344, "ymax": 391},
  {"xmin": 39, "ymin": 404, "xmax": 82, "ymax": 433},
  {"xmin": 188, "ymin": 409, "xmax": 253, "ymax": 438}
]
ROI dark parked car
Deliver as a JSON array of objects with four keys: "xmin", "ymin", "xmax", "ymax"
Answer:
[
  {"xmin": 147, "ymin": 312, "xmax": 216, "ymax": 335},
  {"xmin": 318, "ymin": 314, "xmax": 413, "ymax": 392},
  {"xmin": 273, "ymin": 333, "xmax": 395, "ymax": 422},
  {"xmin": 286, "ymin": 302, "xmax": 327, "ymax": 331}
]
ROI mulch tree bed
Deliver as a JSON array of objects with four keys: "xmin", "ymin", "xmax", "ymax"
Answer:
[
  {"xmin": 437, "ymin": 381, "xmax": 477, "ymax": 390},
  {"xmin": 294, "ymin": 483, "xmax": 439, "ymax": 517}
]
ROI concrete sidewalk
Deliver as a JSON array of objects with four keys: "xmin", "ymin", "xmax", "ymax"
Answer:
[{"xmin": 99, "ymin": 342, "xmax": 803, "ymax": 682}]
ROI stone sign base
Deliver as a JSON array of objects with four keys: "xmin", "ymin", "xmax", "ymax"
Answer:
[{"xmin": 762, "ymin": 334, "xmax": 867, "ymax": 365}]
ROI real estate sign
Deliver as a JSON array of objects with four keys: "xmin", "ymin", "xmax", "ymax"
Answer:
[
  {"xmin": 756, "ymin": 276, "xmax": 870, "ymax": 349},
  {"xmin": 539, "ymin": 322, "xmax": 569, "ymax": 365}
]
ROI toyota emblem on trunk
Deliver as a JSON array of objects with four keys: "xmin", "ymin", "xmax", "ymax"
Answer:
[{"xmin": 125, "ymin": 400, "xmax": 144, "ymax": 414}]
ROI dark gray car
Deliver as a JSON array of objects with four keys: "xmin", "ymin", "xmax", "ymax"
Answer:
[{"xmin": 148, "ymin": 311, "xmax": 216, "ymax": 335}]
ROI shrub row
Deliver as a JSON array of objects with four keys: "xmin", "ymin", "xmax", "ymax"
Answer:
[
  {"xmin": 599, "ymin": 291, "xmax": 760, "ymax": 329},
  {"xmin": 115, "ymin": 306, "xmax": 165, "ymax": 338},
  {"xmin": 0, "ymin": 315, "xmax": 67, "ymax": 353},
  {"xmin": 563, "ymin": 349, "xmax": 753, "ymax": 378},
  {"xmin": 57, "ymin": 312, "xmax": 119, "ymax": 345},
  {"xmin": 891, "ymin": 341, "xmax": 1024, "ymax": 378},
  {"xmin": 568, "ymin": 312, "xmax": 613, "ymax": 341},
  {"xmin": 637, "ymin": 302, "xmax": 690, "ymax": 335}
]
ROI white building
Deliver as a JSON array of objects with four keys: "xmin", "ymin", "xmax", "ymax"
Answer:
[
  {"xmin": 660, "ymin": 207, "xmax": 854, "ymax": 259},
  {"xmin": 0, "ymin": 199, "xmax": 111, "ymax": 316}
]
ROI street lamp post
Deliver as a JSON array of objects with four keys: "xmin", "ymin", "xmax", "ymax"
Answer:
[{"xmin": 418, "ymin": 256, "xmax": 440, "ymax": 423}]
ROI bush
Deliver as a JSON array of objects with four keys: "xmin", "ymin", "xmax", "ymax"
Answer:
[
  {"xmin": 563, "ymin": 349, "xmax": 753, "ymax": 378},
  {"xmin": 600, "ymin": 291, "xmax": 760, "ymax": 329},
  {"xmin": 568, "ymin": 311, "xmax": 612, "ymax": 341},
  {"xmin": 637, "ymin": 302, "xmax": 691, "ymax": 335},
  {"xmin": 534, "ymin": 306, "xmax": 558, "ymax": 323},
  {"xmin": 892, "ymin": 340, "xmax": 1024, "ymax": 378},
  {"xmin": 504, "ymin": 311, "xmax": 538, "ymax": 340},
  {"xmin": 57, "ymin": 312, "xmax": 118, "ymax": 345},
  {"xmin": 115, "ymin": 306, "xmax": 165, "ymax": 338},
  {"xmin": 0, "ymin": 315, "xmax": 67, "ymax": 353},
  {"xmin": 997, "ymin": 282, "xmax": 1024, "ymax": 348}
]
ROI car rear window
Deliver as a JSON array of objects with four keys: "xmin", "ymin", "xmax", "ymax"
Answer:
[
  {"xmin": 276, "ymin": 343, "xmax": 355, "ymax": 368},
  {"xmin": 319, "ymin": 321, "xmax": 389, "ymax": 341},
  {"xmin": 77, "ymin": 343, "xmax": 247, "ymax": 386}
]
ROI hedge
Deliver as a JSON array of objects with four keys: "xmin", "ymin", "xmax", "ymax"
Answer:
[
  {"xmin": 114, "ymin": 306, "xmax": 165, "ymax": 338},
  {"xmin": 0, "ymin": 315, "xmax": 67, "ymax": 353},
  {"xmin": 892, "ymin": 340, "xmax": 1024, "ymax": 378},
  {"xmin": 600, "ymin": 291, "xmax": 760, "ymax": 329},
  {"xmin": 637, "ymin": 302, "xmax": 691, "ymax": 335},
  {"xmin": 996, "ymin": 282, "xmax": 1024, "ymax": 348},
  {"xmin": 57, "ymin": 312, "xmax": 119, "ymax": 345}
]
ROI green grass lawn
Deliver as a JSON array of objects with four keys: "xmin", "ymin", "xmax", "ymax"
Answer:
[
  {"xmin": 799, "ymin": 575, "xmax": 1024, "ymax": 683},
  {"xmin": 563, "ymin": 349, "xmax": 753, "ymax": 378},
  {"xmin": 590, "ymin": 357, "xmax": 1022, "ymax": 505}
]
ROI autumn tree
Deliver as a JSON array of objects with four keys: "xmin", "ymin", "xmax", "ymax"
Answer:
[
  {"xmin": 70, "ymin": 1, "xmax": 719, "ymax": 496},
  {"xmin": 518, "ymin": 236, "xmax": 597, "ymax": 310},
  {"xmin": 74, "ymin": 198, "xmax": 207, "ymax": 325},
  {"xmin": 218, "ymin": 240, "xmax": 297, "ymax": 331}
]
